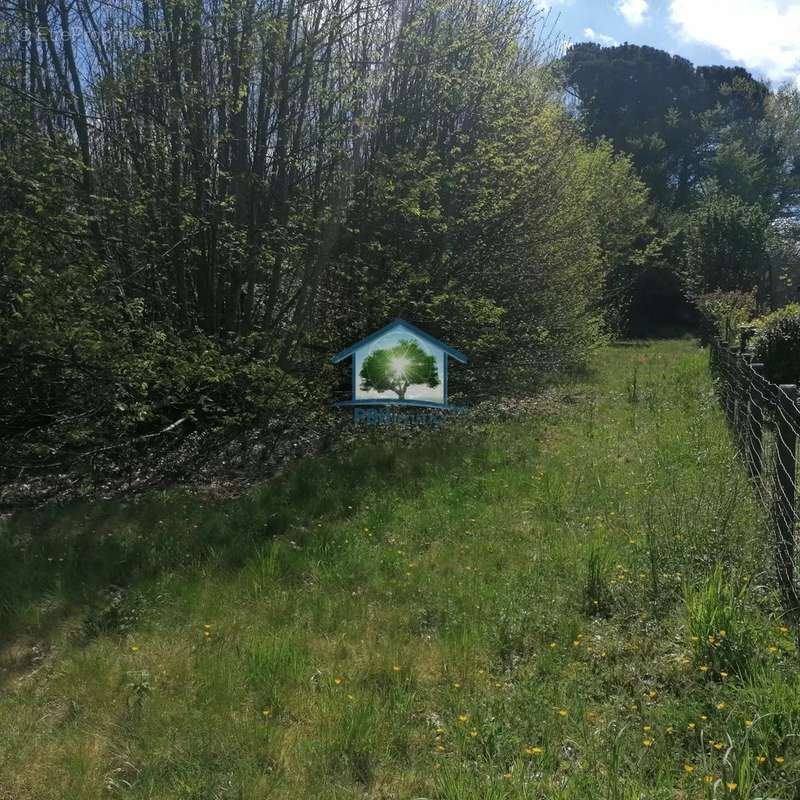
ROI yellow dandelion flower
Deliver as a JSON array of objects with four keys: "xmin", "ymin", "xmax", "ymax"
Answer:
[
  {"xmin": 203, "ymin": 624, "xmax": 211, "ymax": 630},
  {"xmin": 704, "ymin": 775, "xmax": 716, "ymax": 784},
  {"xmin": 334, "ymin": 677, "xmax": 343, "ymax": 685},
  {"xmin": 262, "ymin": 708, "xmax": 272, "ymax": 717},
  {"xmin": 525, "ymin": 746, "xmax": 544, "ymax": 755},
  {"xmin": 756, "ymin": 755, "xmax": 767, "ymax": 764},
  {"xmin": 452, "ymin": 681, "xmax": 461, "ymax": 688},
  {"xmin": 130, "ymin": 645, "xmax": 140, "ymax": 652},
  {"xmin": 458, "ymin": 713, "xmax": 469, "ymax": 722},
  {"xmin": 775, "ymin": 756, "xmax": 785, "ymax": 765},
  {"xmin": 503, "ymin": 772, "xmax": 512, "ymax": 779},
  {"xmin": 435, "ymin": 744, "xmax": 446, "ymax": 752},
  {"xmin": 700, "ymin": 715, "xmax": 708, "ymax": 721},
  {"xmin": 768, "ymin": 645, "xmax": 779, "ymax": 654},
  {"xmin": 716, "ymin": 702, "xmax": 726, "ymax": 710},
  {"xmin": 684, "ymin": 764, "xmax": 695, "ymax": 773},
  {"xmin": 643, "ymin": 725, "xmax": 652, "ymax": 732},
  {"xmin": 392, "ymin": 665, "xmax": 401, "ymax": 672},
  {"xmin": 558, "ymin": 709, "xmax": 568, "ymax": 717},
  {"xmin": 699, "ymin": 665, "xmax": 709, "ymax": 673},
  {"xmin": 688, "ymin": 723, "xmax": 696, "ymax": 731},
  {"xmin": 648, "ymin": 690, "xmax": 657, "ymax": 700},
  {"xmin": 712, "ymin": 741, "xmax": 723, "ymax": 751},
  {"xmin": 469, "ymin": 729, "xmax": 478, "ymax": 737},
  {"xmin": 642, "ymin": 738, "xmax": 654, "ymax": 748},
  {"xmin": 719, "ymin": 629, "xmax": 726, "ymax": 638},
  {"xmin": 780, "ymin": 625, "xmax": 789, "ymax": 634},
  {"xmin": 720, "ymin": 671, "xmax": 728, "ymax": 679},
  {"xmin": 347, "ymin": 693, "xmax": 354, "ymax": 700},
  {"xmin": 691, "ymin": 635, "xmax": 700, "ymax": 641},
  {"xmin": 726, "ymin": 783, "xmax": 737, "ymax": 792},
  {"xmin": 745, "ymin": 720, "xmax": 753, "ymax": 728},
  {"xmin": 666, "ymin": 726, "xmax": 674, "ymax": 734}
]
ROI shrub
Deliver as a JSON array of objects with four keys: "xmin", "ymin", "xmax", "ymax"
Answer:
[
  {"xmin": 697, "ymin": 289, "xmax": 757, "ymax": 345},
  {"xmin": 686, "ymin": 192, "xmax": 769, "ymax": 293},
  {"xmin": 752, "ymin": 305, "xmax": 800, "ymax": 385}
]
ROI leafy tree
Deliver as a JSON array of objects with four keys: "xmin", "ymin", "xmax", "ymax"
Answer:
[
  {"xmin": 559, "ymin": 42, "xmax": 792, "ymax": 315},
  {"xmin": 766, "ymin": 84, "xmax": 800, "ymax": 217},
  {"xmin": 560, "ymin": 43, "xmax": 705, "ymax": 206},
  {"xmin": 359, "ymin": 341, "xmax": 439, "ymax": 400},
  {"xmin": 0, "ymin": 0, "xmax": 659, "ymax": 487},
  {"xmin": 686, "ymin": 192, "xmax": 769, "ymax": 293},
  {"xmin": 560, "ymin": 43, "xmax": 772, "ymax": 210}
]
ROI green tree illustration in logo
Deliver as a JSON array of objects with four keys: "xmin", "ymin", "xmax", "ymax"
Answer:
[{"xmin": 359, "ymin": 339, "xmax": 440, "ymax": 400}]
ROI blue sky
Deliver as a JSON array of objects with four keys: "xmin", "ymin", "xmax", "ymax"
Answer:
[{"xmin": 539, "ymin": 0, "xmax": 800, "ymax": 87}]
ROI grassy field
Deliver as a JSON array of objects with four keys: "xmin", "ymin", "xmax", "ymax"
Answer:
[{"xmin": 2, "ymin": 339, "xmax": 800, "ymax": 799}]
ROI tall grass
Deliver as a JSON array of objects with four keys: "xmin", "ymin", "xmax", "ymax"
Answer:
[{"xmin": 0, "ymin": 340, "xmax": 797, "ymax": 799}]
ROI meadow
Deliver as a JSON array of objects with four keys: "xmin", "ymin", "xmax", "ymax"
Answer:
[{"xmin": 2, "ymin": 340, "xmax": 800, "ymax": 799}]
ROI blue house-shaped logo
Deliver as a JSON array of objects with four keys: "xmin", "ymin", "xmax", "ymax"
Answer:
[{"xmin": 332, "ymin": 320, "xmax": 468, "ymax": 411}]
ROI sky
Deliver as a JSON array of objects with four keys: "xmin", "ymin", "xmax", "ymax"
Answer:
[{"xmin": 538, "ymin": 0, "xmax": 800, "ymax": 88}]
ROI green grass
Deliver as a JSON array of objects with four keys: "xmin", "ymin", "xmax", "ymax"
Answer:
[{"xmin": 2, "ymin": 340, "xmax": 800, "ymax": 799}]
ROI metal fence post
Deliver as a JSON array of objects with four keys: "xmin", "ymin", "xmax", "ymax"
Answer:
[
  {"xmin": 720, "ymin": 343, "xmax": 735, "ymax": 426},
  {"xmin": 773, "ymin": 384, "xmax": 799, "ymax": 609},
  {"xmin": 734, "ymin": 352, "xmax": 749, "ymax": 449},
  {"xmin": 746, "ymin": 363, "xmax": 765, "ymax": 482}
]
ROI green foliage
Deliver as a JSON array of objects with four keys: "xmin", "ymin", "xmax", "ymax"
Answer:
[
  {"xmin": 560, "ymin": 42, "xmax": 800, "ymax": 318},
  {"xmin": 0, "ymin": 0, "xmax": 651, "ymax": 483},
  {"xmin": 685, "ymin": 565, "xmax": 757, "ymax": 680},
  {"xmin": 752, "ymin": 305, "xmax": 800, "ymax": 385},
  {"xmin": 686, "ymin": 192, "xmax": 769, "ymax": 293},
  {"xmin": 359, "ymin": 340, "xmax": 439, "ymax": 400},
  {"xmin": 560, "ymin": 44, "xmax": 771, "ymax": 209},
  {"xmin": 697, "ymin": 289, "xmax": 757, "ymax": 345},
  {"xmin": 3, "ymin": 341, "xmax": 796, "ymax": 799},
  {"xmin": 582, "ymin": 542, "xmax": 613, "ymax": 617}
]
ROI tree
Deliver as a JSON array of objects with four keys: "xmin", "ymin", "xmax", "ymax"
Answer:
[
  {"xmin": 559, "ymin": 43, "xmax": 771, "ymax": 210},
  {"xmin": 766, "ymin": 84, "xmax": 800, "ymax": 217},
  {"xmin": 0, "ymin": 0, "xmax": 651, "ymax": 485},
  {"xmin": 686, "ymin": 192, "xmax": 769, "ymax": 294},
  {"xmin": 359, "ymin": 341, "xmax": 439, "ymax": 400},
  {"xmin": 559, "ymin": 43, "xmax": 703, "ymax": 206}
]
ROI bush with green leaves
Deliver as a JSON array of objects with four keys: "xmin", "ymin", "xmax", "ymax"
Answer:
[
  {"xmin": 686, "ymin": 192, "xmax": 769, "ymax": 294},
  {"xmin": 697, "ymin": 289, "xmax": 757, "ymax": 345},
  {"xmin": 752, "ymin": 304, "xmax": 800, "ymax": 385},
  {"xmin": 0, "ymin": 0, "xmax": 651, "ymax": 490}
]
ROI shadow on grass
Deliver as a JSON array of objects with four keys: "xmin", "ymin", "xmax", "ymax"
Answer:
[{"xmin": 0, "ymin": 421, "xmax": 505, "ymax": 664}]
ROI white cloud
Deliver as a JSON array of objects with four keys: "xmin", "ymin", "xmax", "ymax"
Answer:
[
  {"xmin": 584, "ymin": 27, "xmax": 619, "ymax": 46},
  {"xmin": 670, "ymin": 0, "xmax": 800, "ymax": 86},
  {"xmin": 617, "ymin": 0, "xmax": 649, "ymax": 26}
]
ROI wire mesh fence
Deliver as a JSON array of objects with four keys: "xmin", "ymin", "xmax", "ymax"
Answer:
[{"xmin": 707, "ymin": 324, "xmax": 800, "ymax": 615}]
